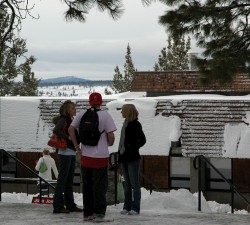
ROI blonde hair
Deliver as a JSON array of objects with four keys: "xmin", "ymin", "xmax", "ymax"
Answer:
[{"xmin": 122, "ymin": 104, "xmax": 138, "ymax": 122}]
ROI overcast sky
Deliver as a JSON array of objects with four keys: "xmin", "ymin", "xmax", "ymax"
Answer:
[{"xmin": 19, "ymin": 0, "xmax": 198, "ymax": 81}]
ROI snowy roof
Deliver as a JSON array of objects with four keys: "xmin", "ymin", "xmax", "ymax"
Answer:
[{"xmin": 1, "ymin": 93, "xmax": 250, "ymax": 158}]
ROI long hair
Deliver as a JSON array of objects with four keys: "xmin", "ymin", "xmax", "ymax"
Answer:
[
  {"xmin": 52, "ymin": 100, "xmax": 74, "ymax": 124},
  {"xmin": 59, "ymin": 100, "xmax": 73, "ymax": 117},
  {"xmin": 122, "ymin": 104, "xmax": 138, "ymax": 122}
]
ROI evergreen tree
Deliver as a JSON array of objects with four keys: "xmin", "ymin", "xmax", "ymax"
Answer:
[
  {"xmin": 154, "ymin": 35, "xmax": 191, "ymax": 71},
  {"xmin": 104, "ymin": 88, "xmax": 112, "ymax": 95},
  {"xmin": 154, "ymin": 47, "xmax": 168, "ymax": 71},
  {"xmin": 123, "ymin": 44, "xmax": 136, "ymax": 91},
  {"xmin": 13, "ymin": 57, "xmax": 39, "ymax": 96},
  {"xmin": 0, "ymin": 9, "xmax": 39, "ymax": 96},
  {"xmin": 112, "ymin": 44, "xmax": 137, "ymax": 93},
  {"xmin": 0, "ymin": 1, "xmax": 39, "ymax": 57},
  {"xmin": 62, "ymin": 0, "xmax": 124, "ymax": 22},
  {"xmin": 158, "ymin": 0, "xmax": 250, "ymax": 82},
  {"xmin": 112, "ymin": 66, "xmax": 124, "ymax": 93}
]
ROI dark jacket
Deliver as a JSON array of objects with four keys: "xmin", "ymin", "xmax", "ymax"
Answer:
[
  {"xmin": 53, "ymin": 116, "xmax": 79, "ymax": 150},
  {"xmin": 118, "ymin": 119, "xmax": 146, "ymax": 163}
]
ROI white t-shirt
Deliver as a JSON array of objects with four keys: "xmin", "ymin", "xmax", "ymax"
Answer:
[
  {"xmin": 71, "ymin": 110, "xmax": 117, "ymax": 158},
  {"xmin": 35, "ymin": 155, "xmax": 58, "ymax": 181}
]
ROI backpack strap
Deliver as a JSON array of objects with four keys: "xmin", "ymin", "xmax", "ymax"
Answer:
[{"xmin": 89, "ymin": 107, "xmax": 105, "ymax": 134}]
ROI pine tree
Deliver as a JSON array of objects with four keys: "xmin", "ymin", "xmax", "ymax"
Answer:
[
  {"xmin": 154, "ymin": 35, "xmax": 191, "ymax": 71},
  {"xmin": 154, "ymin": 47, "xmax": 167, "ymax": 71},
  {"xmin": 62, "ymin": 0, "xmax": 124, "ymax": 22},
  {"xmin": 112, "ymin": 44, "xmax": 137, "ymax": 93},
  {"xmin": 159, "ymin": 0, "xmax": 250, "ymax": 82},
  {"xmin": 123, "ymin": 44, "xmax": 136, "ymax": 91},
  {"xmin": 0, "ymin": 8, "xmax": 39, "ymax": 96},
  {"xmin": 112, "ymin": 66, "xmax": 124, "ymax": 93},
  {"xmin": 104, "ymin": 88, "xmax": 112, "ymax": 95},
  {"xmin": 13, "ymin": 57, "xmax": 39, "ymax": 96}
]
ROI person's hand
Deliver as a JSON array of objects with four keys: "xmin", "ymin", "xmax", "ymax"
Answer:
[{"xmin": 75, "ymin": 145, "xmax": 81, "ymax": 155}]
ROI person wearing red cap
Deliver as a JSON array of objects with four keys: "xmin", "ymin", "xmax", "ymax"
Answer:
[
  {"xmin": 89, "ymin": 92, "xmax": 103, "ymax": 105},
  {"xmin": 68, "ymin": 92, "xmax": 117, "ymax": 222}
]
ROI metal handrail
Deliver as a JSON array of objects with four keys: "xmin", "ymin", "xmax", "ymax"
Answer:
[
  {"xmin": 193, "ymin": 155, "xmax": 250, "ymax": 213},
  {"xmin": 0, "ymin": 149, "xmax": 55, "ymax": 203},
  {"xmin": 139, "ymin": 171, "xmax": 160, "ymax": 193},
  {"xmin": 109, "ymin": 152, "xmax": 159, "ymax": 204}
]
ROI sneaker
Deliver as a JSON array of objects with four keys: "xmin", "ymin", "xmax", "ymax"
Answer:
[
  {"xmin": 93, "ymin": 213, "xmax": 105, "ymax": 219},
  {"xmin": 53, "ymin": 208, "xmax": 70, "ymax": 214},
  {"xmin": 93, "ymin": 213, "xmax": 105, "ymax": 222},
  {"xmin": 120, "ymin": 209, "xmax": 129, "ymax": 215},
  {"xmin": 67, "ymin": 206, "xmax": 83, "ymax": 212},
  {"xmin": 84, "ymin": 215, "xmax": 95, "ymax": 221},
  {"xmin": 93, "ymin": 217, "xmax": 105, "ymax": 222},
  {"xmin": 128, "ymin": 210, "xmax": 139, "ymax": 215}
]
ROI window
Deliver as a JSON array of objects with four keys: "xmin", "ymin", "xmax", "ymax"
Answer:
[
  {"xmin": 169, "ymin": 147, "xmax": 190, "ymax": 189},
  {"xmin": 206, "ymin": 158, "xmax": 232, "ymax": 191},
  {"xmin": 2, "ymin": 152, "xmax": 16, "ymax": 178}
]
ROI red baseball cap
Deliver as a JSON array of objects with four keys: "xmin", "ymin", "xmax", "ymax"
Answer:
[{"xmin": 89, "ymin": 92, "xmax": 103, "ymax": 105}]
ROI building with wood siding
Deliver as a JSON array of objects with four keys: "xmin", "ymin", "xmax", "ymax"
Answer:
[
  {"xmin": 130, "ymin": 71, "xmax": 250, "ymax": 209},
  {"xmin": 1, "ymin": 71, "xmax": 250, "ymax": 209}
]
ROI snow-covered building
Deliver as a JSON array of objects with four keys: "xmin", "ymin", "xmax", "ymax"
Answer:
[
  {"xmin": 1, "ymin": 71, "xmax": 250, "ymax": 209},
  {"xmin": 131, "ymin": 71, "xmax": 250, "ymax": 208}
]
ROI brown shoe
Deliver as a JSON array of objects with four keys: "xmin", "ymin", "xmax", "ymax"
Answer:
[
  {"xmin": 53, "ymin": 208, "xmax": 70, "ymax": 214},
  {"xmin": 68, "ymin": 206, "xmax": 83, "ymax": 212}
]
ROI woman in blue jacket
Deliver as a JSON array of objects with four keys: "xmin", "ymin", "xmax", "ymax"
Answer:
[{"xmin": 118, "ymin": 104, "xmax": 146, "ymax": 215}]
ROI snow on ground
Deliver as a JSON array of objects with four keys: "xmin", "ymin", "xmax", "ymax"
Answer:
[
  {"xmin": 0, "ymin": 189, "xmax": 249, "ymax": 225},
  {"xmin": 37, "ymin": 85, "xmax": 114, "ymax": 97}
]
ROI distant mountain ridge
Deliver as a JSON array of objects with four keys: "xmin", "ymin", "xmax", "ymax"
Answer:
[{"xmin": 39, "ymin": 76, "xmax": 112, "ymax": 87}]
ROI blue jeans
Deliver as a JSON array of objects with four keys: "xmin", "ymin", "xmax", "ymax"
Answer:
[
  {"xmin": 121, "ymin": 160, "xmax": 141, "ymax": 213},
  {"xmin": 53, "ymin": 154, "xmax": 76, "ymax": 210}
]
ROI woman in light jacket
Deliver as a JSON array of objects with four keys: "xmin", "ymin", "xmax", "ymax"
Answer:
[
  {"xmin": 35, "ymin": 149, "xmax": 58, "ymax": 180},
  {"xmin": 35, "ymin": 149, "xmax": 58, "ymax": 196}
]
